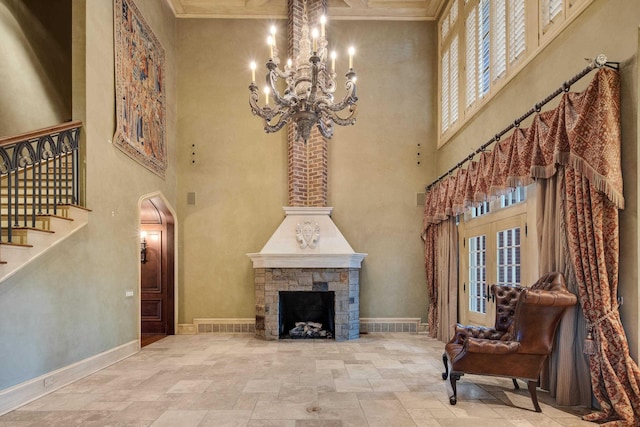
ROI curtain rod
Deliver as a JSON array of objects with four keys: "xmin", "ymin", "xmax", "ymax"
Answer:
[{"xmin": 425, "ymin": 54, "xmax": 619, "ymax": 192}]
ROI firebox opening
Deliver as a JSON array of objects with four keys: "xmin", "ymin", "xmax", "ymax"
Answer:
[{"xmin": 279, "ymin": 291, "xmax": 335, "ymax": 339}]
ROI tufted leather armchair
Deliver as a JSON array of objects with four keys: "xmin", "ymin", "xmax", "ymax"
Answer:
[{"xmin": 441, "ymin": 272, "xmax": 577, "ymax": 412}]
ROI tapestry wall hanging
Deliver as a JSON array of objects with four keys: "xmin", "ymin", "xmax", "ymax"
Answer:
[{"xmin": 114, "ymin": 0, "xmax": 167, "ymax": 178}]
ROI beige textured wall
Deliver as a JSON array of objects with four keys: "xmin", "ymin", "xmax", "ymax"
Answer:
[
  {"xmin": 436, "ymin": 0, "xmax": 639, "ymax": 358},
  {"xmin": 0, "ymin": 0, "xmax": 72, "ymax": 137},
  {"xmin": 0, "ymin": 0, "xmax": 178, "ymax": 390},
  {"xmin": 177, "ymin": 19, "xmax": 437, "ymax": 322}
]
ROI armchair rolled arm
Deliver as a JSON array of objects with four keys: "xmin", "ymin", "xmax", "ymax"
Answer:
[
  {"xmin": 465, "ymin": 338, "xmax": 521, "ymax": 355},
  {"xmin": 450, "ymin": 324, "xmax": 507, "ymax": 345},
  {"xmin": 522, "ymin": 289, "xmax": 577, "ymax": 307}
]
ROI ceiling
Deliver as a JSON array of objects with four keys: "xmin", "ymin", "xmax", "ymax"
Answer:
[{"xmin": 166, "ymin": 0, "xmax": 446, "ymax": 20}]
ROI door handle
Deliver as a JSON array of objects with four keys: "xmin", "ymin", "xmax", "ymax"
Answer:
[{"xmin": 486, "ymin": 284, "xmax": 494, "ymax": 302}]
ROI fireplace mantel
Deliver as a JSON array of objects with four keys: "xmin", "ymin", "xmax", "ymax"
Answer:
[
  {"xmin": 248, "ymin": 253, "xmax": 366, "ymax": 269},
  {"xmin": 247, "ymin": 207, "xmax": 367, "ymax": 269}
]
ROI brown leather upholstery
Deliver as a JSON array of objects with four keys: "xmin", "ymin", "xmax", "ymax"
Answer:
[{"xmin": 441, "ymin": 272, "xmax": 577, "ymax": 412}]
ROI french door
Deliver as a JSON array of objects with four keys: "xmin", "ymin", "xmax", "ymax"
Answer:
[{"xmin": 458, "ymin": 213, "xmax": 527, "ymax": 327}]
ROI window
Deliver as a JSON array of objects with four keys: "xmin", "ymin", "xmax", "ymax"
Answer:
[
  {"xmin": 470, "ymin": 201, "xmax": 490, "ymax": 218},
  {"xmin": 509, "ymin": 0, "xmax": 526, "ymax": 63},
  {"xmin": 438, "ymin": 0, "xmax": 594, "ymax": 144},
  {"xmin": 501, "ymin": 186, "xmax": 525, "ymax": 207},
  {"xmin": 468, "ymin": 234, "xmax": 487, "ymax": 313},
  {"xmin": 441, "ymin": 3, "xmax": 460, "ymax": 133},
  {"xmin": 458, "ymin": 185, "xmax": 536, "ymax": 326},
  {"xmin": 496, "ymin": 226, "xmax": 520, "ymax": 285},
  {"xmin": 541, "ymin": 0, "xmax": 563, "ymax": 33},
  {"xmin": 464, "ymin": 0, "xmax": 519, "ymax": 108}
]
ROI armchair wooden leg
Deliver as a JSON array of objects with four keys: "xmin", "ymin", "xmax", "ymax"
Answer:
[
  {"xmin": 449, "ymin": 373, "xmax": 460, "ymax": 405},
  {"xmin": 441, "ymin": 353, "xmax": 449, "ymax": 380},
  {"xmin": 527, "ymin": 380, "xmax": 542, "ymax": 412}
]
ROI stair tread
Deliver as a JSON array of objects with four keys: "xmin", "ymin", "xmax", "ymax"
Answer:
[
  {"xmin": 0, "ymin": 241, "xmax": 33, "ymax": 248},
  {"xmin": 0, "ymin": 213, "xmax": 74, "ymax": 221},
  {"xmin": 2, "ymin": 227, "xmax": 56, "ymax": 234}
]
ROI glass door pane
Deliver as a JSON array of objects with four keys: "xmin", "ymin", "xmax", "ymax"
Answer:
[{"xmin": 468, "ymin": 234, "xmax": 487, "ymax": 313}]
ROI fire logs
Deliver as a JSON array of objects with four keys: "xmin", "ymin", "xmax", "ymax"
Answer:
[{"xmin": 289, "ymin": 321, "xmax": 332, "ymax": 339}]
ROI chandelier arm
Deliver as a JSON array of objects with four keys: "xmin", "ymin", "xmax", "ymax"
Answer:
[
  {"xmin": 319, "ymin": 79, "xmax": 337, "ymax": 96},
  {"xmin": 274, "ymin": 67, "xmax": 292, "ymax": 80},
  {"xmin": 323, "ymin": 104, "xmax": 358, "ymax": 127},
  {"xmin": 249, "ymin": 83, "xmax": 295, "ymax": 125},
  {"xmin": 249, "ymin": 84, "xmax": 265, "ymax": 117},
  {"xmin": 323, "ymin": 81, "xmax": 357, "ymax": 112},
  {"xmin": 266, "ymin": 71, "xmax": 295, "ymax": 109},
  {"xmin": 317, "ymin": 116, "xmax": 334, "ymax": 139},
  {"xmin": 326, "ymin": 93, "xmax": 358, "ymax": 111},
  {"xmin": 263, "ymin": 109, "xmax": 294, "ymax": 133}
]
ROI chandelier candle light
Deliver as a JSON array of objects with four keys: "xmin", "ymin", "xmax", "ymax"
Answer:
[{"xmin": 248, "ymin": 9, "xmax": 358, "ymax": 143}]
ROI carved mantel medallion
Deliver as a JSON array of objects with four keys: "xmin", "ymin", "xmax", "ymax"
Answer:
[{"xmin": 296, "ymin": 220, "xmax": 320, "ymax": 249}]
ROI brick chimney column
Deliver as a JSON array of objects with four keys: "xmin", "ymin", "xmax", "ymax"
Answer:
[{"xmin": 287, "ymin": 0, "xmax": 328, "ymax": 207}]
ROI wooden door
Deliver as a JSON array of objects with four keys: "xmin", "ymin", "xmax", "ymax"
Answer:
[
  {"xmin": 141, "ymin": 230, "xmax": 167, "ymax": 334},
  {"xmin": 459, "ymin": 224, "xmax": 494, "ymax": 327}
]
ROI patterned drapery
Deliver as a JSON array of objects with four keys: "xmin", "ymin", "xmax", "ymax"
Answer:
[
  {"xmin": 564, "ymin": 168, "xmax": 640, "ymax": 425},
  {"xmin": 423, "ymin": 68, "xmax": 640, "ymax": 424},
  {"xmin": 423, "ymin": 224, "xmax": 438, "ymax": 338},
  {"xmin": 423, "ymin": 68, "xmax": 623, "ymax": 229},
  {"xmin": 436, "ymin": 218, "xmax": 458, "ymax": 342}
]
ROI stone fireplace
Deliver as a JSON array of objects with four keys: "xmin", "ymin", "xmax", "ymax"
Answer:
[{"xmin": 248, "ymin": 207, "xmax": 366, "ymax": 341}]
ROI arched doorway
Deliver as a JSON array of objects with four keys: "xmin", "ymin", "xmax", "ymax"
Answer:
[{"xmin": 139, "ymin": 195, "xmax": 175, "ymax": 347}]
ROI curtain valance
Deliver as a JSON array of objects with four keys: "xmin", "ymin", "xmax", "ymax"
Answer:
[{"xmin": 423, "ymin": 68, "xmax": 623, "ymax": 231}]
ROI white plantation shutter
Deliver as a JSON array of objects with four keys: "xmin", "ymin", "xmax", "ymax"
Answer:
[
  {"xmin": 465, "ymin": 7, "xmax": 477, "ymax": 108},
  {"xmin": 549, "ymin": 0, "xmax": 563, "ymax": 21},
  {"xmin": 442, "ymin": 50, "xmax": 450, "ymax": 132},
  {"xmin": 479, "ymin": 0, "xmax": 491, "ymax": 97},
  {"xmin": 450, "ymin": 0, "xmax": 459, "ymax": 24},
  {"xmin": 450, "ymin": 36, "xmax": 459, "ymax": 125},
  {"xmin": 440, "ymin": 1, "xmax": 461, "ymax": 135},
  {"xmin": 442, "ymin": 1, "xmax": 459, "ymax": 40},
  {"xmin": 441, "ymin": 36, "xmax": 459, "ymax": 134},
  {"xmin": 442, "ymin": 14, "xmax": 450, "ymax": 39},
  {"xmin": 493, "ymin": 0, "xmax": 506, "ymax": 80},
  {"xmin": 542, "ymin": 0, "xmax": 563, "ymax": 28},
  {"xmin": 509, "ymin": 0, "xmax": 526, "ymax": 63}
]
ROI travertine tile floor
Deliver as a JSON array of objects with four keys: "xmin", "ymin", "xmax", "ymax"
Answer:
[{"xmin": 0, "ymin": 333, "xmax": 596, "ymax": 426}]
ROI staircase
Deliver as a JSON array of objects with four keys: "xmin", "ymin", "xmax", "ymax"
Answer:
[{"xmin": 0, "ymin": 121, "xmax": 88, "ymax": 282}]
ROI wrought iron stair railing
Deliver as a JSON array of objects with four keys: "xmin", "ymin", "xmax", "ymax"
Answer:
[{"xmin": 0, "ymin": 121, "xmax": 82, "ymax": 244}]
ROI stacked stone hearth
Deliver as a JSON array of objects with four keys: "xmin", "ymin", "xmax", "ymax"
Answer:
[{"xmin": 255, "ymin": 267, "xmax": 359, "ymax": 340}]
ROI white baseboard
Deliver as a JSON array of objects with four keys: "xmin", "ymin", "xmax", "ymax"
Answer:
[
  {"xmin": 177, "ymin": 323, "xmax": 197, "ymax": 335},
  {"xmin": 0, "ymin": 340, "xmax": 138, "ymax": 416}
]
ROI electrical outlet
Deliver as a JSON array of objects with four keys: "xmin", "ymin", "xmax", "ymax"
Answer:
[
  {"xmin": 44, "ymin": 377, "xmax": 54, "ymax": 388},
  {"xmin": 125, "ymin": 290, "xmax": 134, "ymax": 297}
]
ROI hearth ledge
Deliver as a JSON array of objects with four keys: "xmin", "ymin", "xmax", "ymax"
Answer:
[{"xmin": 247, "ymin": 253, "xmax": 366, "ymax": 269}]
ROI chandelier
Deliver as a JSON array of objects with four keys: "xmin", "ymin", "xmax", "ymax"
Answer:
[{"xmin": 248, "ymin": 4, "xmax": 358, "ymax": 143}]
